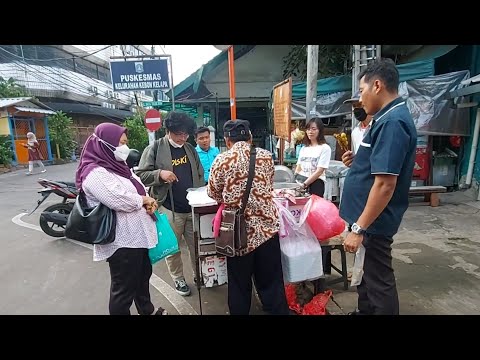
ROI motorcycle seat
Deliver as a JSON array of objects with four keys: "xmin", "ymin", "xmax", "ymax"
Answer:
[{"xmin": 55, "ymin": 181, "xmax": 76, "ymax": 188}]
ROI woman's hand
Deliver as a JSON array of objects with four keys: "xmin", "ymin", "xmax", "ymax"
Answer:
[{"xmin": 142, "ymin": 196, "xmax": 158, "ymax": 215}]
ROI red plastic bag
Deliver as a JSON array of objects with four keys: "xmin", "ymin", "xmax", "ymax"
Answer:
[
  {"xmin": 302, "ymin": 290, "xmax": 332, "ymax": 315},
  {"xmin": 285, "ymin": 284, "xmax": 303, "ymax": 314},
  {"xmin": 305, "ymin": 194, "xmax": 345, "ymax": 242},
  {"xmin": 284, "ymin": 284, "xmax": 332, "ymax": 315}
]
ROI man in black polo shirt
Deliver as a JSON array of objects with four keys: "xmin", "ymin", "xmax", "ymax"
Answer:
[{"xmin": 340, "ymin": 58, "xmax": 417, "ymax": 315}]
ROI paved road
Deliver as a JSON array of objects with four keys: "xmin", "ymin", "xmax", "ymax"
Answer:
[
  {"xmin": 0, "ymin": 163, "xmax": 265, "ymax": 315},
  {"xmin": 6, "ymin": 163, "xmax": 478, "ymax": 315}
]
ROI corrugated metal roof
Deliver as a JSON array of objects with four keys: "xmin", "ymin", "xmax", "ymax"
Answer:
[
  {"xmin": 0, "ymin": 97, "xmax": 33, "ymax": 108},
  {"xmin": 14, "ymin": 106, "xmax": 56, "ymax": 115}
]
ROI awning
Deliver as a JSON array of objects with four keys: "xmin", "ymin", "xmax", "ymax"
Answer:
[{"xmin": 14, "ymin": 106, "xmax": 56, "ymax": 115}]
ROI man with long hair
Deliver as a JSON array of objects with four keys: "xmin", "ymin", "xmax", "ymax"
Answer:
[{"xmin": 136, "ymin": 111, "xmax": 204, "ymax": 296}]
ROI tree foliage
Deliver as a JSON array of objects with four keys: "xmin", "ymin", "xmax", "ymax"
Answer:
[
  {"xmin": 48, "ymin": 111, "xmax": 76, "ymax": 159},
  {"xmin": 124, "ymin": 109, "xmax": 149, "ymax": 153},
  {"xmin": 0, "ymin": 77, "xmax": 29, "ymax": 97},
  {"xmin": 0, "ymin": 135, "xmax": 14, "ymax": 166},
  {"xmin": 282, "ymin": 45, "xmax": 352, "ymax": 80},
  {"xmin": 124, "ymin": 109, "xmax": 173, "ymax": 154}
]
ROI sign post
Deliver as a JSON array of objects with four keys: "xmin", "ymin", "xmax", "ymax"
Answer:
[
  {"xmin": 109, "ymin": 59, "xmax": 171, "ymax": 92},
  {"xmin": 144, "ymin": 109, "xmax": 162, "ymax": 146},
  {"xmin": 272, "ymin": 78, "xmax": 293, "ymax": 165}
]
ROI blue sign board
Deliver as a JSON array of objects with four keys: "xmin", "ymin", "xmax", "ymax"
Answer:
[{"xmin": 110, "ymin": 59, "xmax": 170, "ymax": 92}]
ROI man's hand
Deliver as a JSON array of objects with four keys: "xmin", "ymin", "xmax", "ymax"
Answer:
[
  {"xmin": 342, "ymin": 150, "xmax": 354, "ymax": 168},
  {"xmin": 343, "ymin": 232, "xmax": 364, "ymax": 253},
  {"xmin": 159, "ymin": 170, "xmax": 178, "ymax": 184}
]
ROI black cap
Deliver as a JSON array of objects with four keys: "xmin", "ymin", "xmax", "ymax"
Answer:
[
  {"xmin": 343, "ymin": 90, "xmax": 361, "ymax": 104},
  {"xmin": 223, "ymin": 119, "xmax": 250, "ymax": 138}
]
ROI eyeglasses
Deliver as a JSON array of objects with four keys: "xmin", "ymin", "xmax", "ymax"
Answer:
[{"xmin": 172, "ymin": 132, "xmax": 189, "ymax": 138}]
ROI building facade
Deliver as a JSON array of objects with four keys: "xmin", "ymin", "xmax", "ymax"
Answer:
[{"xmin": 0, "ymin": 45, "xmax": 167, "ymax": 151}]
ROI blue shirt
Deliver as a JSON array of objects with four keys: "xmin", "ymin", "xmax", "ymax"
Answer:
[
  {"xmin": 196, "ymin": 145, "xmax": 220, "ymax": 183},
  {"xmin": 340, "ymin": 97, "xmax": 417, "ymax": 237}
]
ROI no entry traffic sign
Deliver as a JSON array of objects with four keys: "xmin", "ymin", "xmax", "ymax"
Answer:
[{"xmin": 144, "ymin": 109, "xmax": 162, "ymax": 132}]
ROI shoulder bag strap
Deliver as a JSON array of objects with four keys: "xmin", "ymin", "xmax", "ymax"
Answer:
[{"xmin": 240, "ymin": 145, "xmax": 257, "ymax": 215}]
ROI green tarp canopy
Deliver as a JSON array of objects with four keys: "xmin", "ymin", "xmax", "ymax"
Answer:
[{"xmin": 291, "ymin": 59, "xmax": 435, "ymax": 99}]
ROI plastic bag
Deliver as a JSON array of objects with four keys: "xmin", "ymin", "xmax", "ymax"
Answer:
[
  {"xmin": 305, "ymin": 194, "xmax": 346, "ymax": 242},
  {"xmin": 276, "ymin": 200, "xmax": 323, "ymax": 283},
  {"xmin": 302, "ymin": 290, "xmax": 332, "ymax": 315},
  {"xmin": 274, "ymin": 198, "xmax": 290, "ymax": 237},
  {"xmin": 285, "ymin": 284, "xmax": 303, "ymax": 314},
  {"xmin": 350, "ymin": 244, "xmax": 365, "ymax": 287},
  {"xmin": 148, "ymin": 210, "xmax": 180, "ymax": 265},
  {"xmin": 186, "ymin": 186, "xmax": 217, "ymax": 207},
  {"xmin": 284, "ymin": 284, "xmax": 332, "ymax": 315}
]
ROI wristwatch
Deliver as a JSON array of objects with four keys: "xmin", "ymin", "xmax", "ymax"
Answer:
[{"xmin": 351, "ymin": 223, "xmax": 366, "ymax": 235}]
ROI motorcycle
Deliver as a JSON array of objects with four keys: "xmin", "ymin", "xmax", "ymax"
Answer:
[
  {"xmin": 28, "ymin": 148, "xmax": 142, "ymax": 238},
  {"xmin": 28, "ymin": 178, "xmax": 79, "ymax": 237}
]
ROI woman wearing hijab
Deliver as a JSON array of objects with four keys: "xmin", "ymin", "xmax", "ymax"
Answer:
[
  {"xmin": 22, "ymin": 132, "xmax": 46, "ymax": 175},
  {"xmin": 76, "ymin": 122, "xmax": 167, "ymax": 315}
]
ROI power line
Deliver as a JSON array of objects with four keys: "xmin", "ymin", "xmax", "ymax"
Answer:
[
  {"xmin": 0, "ymin": 46, "xmax": 158, "ymax": 110},
  {"xmin": 0, "ymin": 51, "xmax": 139, "ymax": 104},
  {"xmin": 0, "ymin": 45, "xmax": 114, "ymax": 62},
  {"xmin": 0, "ymin": 56, "xmax": 133, "ymax": 123}
]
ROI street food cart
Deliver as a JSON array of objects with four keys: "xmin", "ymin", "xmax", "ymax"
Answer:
[{"xmin": 188, "ymin": 185, "xmax": 348, "ymax": 315}]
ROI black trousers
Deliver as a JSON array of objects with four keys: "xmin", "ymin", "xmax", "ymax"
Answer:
[
  {"xmin": 227, "ymin": 234, "xmax": 290, "ymax": 315},
  {"xmin": 308, "ymin": 179, "xmax": 325, "ymax": 198},
  {"xmin": 107, "ymin": 248, "xmax": 155, "ymax": 315},
  {"xmin": 357, "ymin": 233, "xmax": 400, "ymax": 315}
]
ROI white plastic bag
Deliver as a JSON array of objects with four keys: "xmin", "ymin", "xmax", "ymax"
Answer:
[
  {"xmin": 186, "ymin": 186, "xmax": 217, "ymax": 207},
  {"xmin": 275, "ymin": 200, "xmax": 323, "ymax": 283},
  {"xmin": 350, "ymin": 244, "xmax": 365, "ymax": 287},
  {"xmin": 274, "ymin": 198, "xmax": 290, "ymax": 238}
]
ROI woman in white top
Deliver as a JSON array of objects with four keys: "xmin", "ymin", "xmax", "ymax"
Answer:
[
  {"xmin": 76, "ymin": 122, "xmax": 167, "ymax": 315},
  {"xmin": 294, "ymin": 117, "xmax": 331, "ymax": 197}
]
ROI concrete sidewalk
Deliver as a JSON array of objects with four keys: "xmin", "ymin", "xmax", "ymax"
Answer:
[{"xmin": 326, "ymin": 189, "xmax": 480, "ymax": 315}]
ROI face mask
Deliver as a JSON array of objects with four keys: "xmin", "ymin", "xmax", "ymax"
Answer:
[
  {"xmin": 168, "ymin": 137, "xmax": 184, "ymax": 148},
  {"xmin": 93, "ymin": 134, "xmax": 130, "ymax": 162},
  {"xmin": 353, "ymin": 108, "xmax": 368, "ymax": 122},
  {"xmin": 113, "ymin": 144, "xmax": 130, "ymax": 162}
]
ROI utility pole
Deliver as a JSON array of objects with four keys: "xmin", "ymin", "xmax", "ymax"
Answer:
[
  {"xmin": 121, "ymin": 45, "xmax": 139, "ymax": 107},
  {"xmin": 306, "ymin": 45, "xmax": 319, "ymax": 122},
  {"xmin": 227, "ymin": 45, "xmax": 237, "ymax": 120},
  {"xmin": 19, "ymin": 45, "xmax": 28, "ymax": 89},
  {"xmin": 151, "ymin": 45, "xmax": 159, "ymax": 102},
  {"xmin": 351, "ymin": 45, "xmax": 381, "ymax": 129}
]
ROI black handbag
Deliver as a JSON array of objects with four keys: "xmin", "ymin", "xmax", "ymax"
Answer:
[
  {"xmin": 65, "ymin": 191, "xmax": 116, "ymax": 245},
  {"xmin": 215, "ymin": 145, "xmax": 256, "ymax": 257}
]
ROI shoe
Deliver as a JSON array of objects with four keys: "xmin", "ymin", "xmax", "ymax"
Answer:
[
  {"xmin": 347, "ymin": 310, "xmax": 369, "ymax": 315},
  {"xmin": 174, "ymin": 278, "xmax": 191, "ymax": 296},
  {"xmin": 26, "ymin": 172, "xmax": 33, "ymax": 175},
  {"xmin": 153, "ymin": 307, "xmax": 168, "ymax": 315},
  {"xmin": 41, "ymin": 169, "xmax": 47, "ymax": 173}
]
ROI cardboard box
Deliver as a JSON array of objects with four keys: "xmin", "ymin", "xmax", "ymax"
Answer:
[
  {"xmin": 201, "ymin": 255, "xmax": 228, "ymax": 288},
  {"xmin": 199, "ymin": 214, "xmax": 215, "ymax": 239}
]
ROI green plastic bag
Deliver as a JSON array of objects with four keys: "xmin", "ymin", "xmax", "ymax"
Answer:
[{"xmin": 149, "ymin": 210, "xmax": 180, "ymax": 265}]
